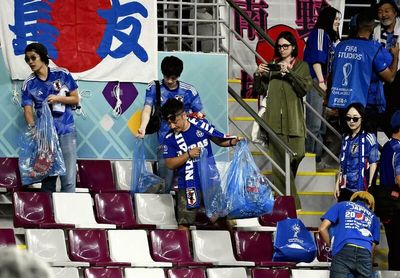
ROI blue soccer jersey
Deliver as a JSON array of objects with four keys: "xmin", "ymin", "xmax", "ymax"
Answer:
[
  {"xmin": 21, "ymin": 67, "xmax": 78, "ymax": 135},
  {"xmin": 328, "ymin": 38, "xmax": 390, "ymax": 109},
  {"xmin": 145, "ymin": 80, "xmax": 203, "ymax": 143},
  {"xmin": 321, "ymin": 201, "xmax": 380, "ymax": 256},
  {"xmin": 380, "ymin": 138, "xmax": 400, "ymax": 187}
]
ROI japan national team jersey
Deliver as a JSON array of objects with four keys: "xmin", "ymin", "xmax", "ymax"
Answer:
[
  {"xmin": 321, "ymin": 201, "xmax": 380, "ymax": 256},
  {"xmin": 145, "ymin": 80, "xmax": 203, "ymax": 143},
  {"xmin": 380, "ymin": 138, "xmax": 400, "ymax": 187},
  {"xmin": 21, "ymin": 67, "xmax": 78, "ymax": 135}
]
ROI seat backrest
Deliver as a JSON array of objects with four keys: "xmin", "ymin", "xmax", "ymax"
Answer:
[
  {"xmin": 206, "ymin": 268, "xmax": 247, "ymax": 278},
  {"xmin": 25, "ymin": 229, "xmax": 70, "ymax": 263},
  {"xmin": 84, "ymin": 267, "xmax": 123, "ymax": 278},
  {"xmin": 0, "ymin": 229, "xmax": 16, "ymax": 246},
  {"xmin": 52, "ymin": 267, "xmax": 80, "ymax": 278},
  {"xmin": 68, "ymin": 229, "xmax": 111, "ymax": 263},
  {"xmin": 124, "ymin": 268, "xmax": 165, "ymax": 278},
  {"xmin": 191, "ymin": 230, "xmax": 237, "ymax": 263},
  {"xmin": 291, "ymin": 270, "xmax": 330, "ymax": 278},
  {"xmin": 314, "ymin": 232, "xmax": 332, "ymax": 262},
  {"xmin": 94, "ymin": 192, "xmax": 136, "ymax": 227},
  {"xmin": 259, "ymin": 196, "xmax": 297, "ymax": 226},
  {"xmin": 0, "ymin": 157, "xmax": 21, "ymax": 191},
  {"xmin": 150, "ymin": 229, "xmax": 193, "ymax": 263},
  {"xmin": 77, "ymin": 159, "xmax": 115, "ymax": 192},
  {"xmin": 233, "ymin": 231, "xmax": 273, "ymax": 262},
  {"xmin": 167, "ymin": 268, "xmax": 206, "ymax": 278},
  {"xmin": 134, "ymin": 193, "xmax": 177, "ymax": 227},
  {"xmin": 251, "ymin": 268, "xmax": 290, "ymax": 278},
  {"xmin": 13, "ymin": 191, "xmax": 55, "ymax": 228},
  {"xmin": 113, "ymin": 160, "xmax": 154, "ymax": 191}
]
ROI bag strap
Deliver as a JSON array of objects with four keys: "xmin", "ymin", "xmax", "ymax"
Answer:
[{"xmin": 155, "ymin": 80, "xmax": 161, "ymax": 108}]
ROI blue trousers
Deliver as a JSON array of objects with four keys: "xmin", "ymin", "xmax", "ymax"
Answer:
[{"xmin": 330, "ymin": 245, "xmax": 372, "ymax": 278}]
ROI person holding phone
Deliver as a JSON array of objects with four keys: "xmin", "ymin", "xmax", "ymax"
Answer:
[{"xmin": 253, "ymin": 31, "xmax": 313, "ymax": 210}]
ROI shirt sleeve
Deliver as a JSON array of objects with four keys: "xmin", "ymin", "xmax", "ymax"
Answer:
[
  {"xmin": 63, "ymin": 71, "xmax": 78, "ymax": 92},
  {"xmin": 21, "ymin": 80, "xmax": 33, "ymax": 107},
  {"xmin": 163, "ymin": 135, "xmax": 179, "ymax": 159},
  {"xmin": 366, "ymin": 133, "xmax": 379, "ymax": 163},
  {"xmin": 394, "ymin": 151, "xmax": 400, "ymax": 177},
  {"xmin": 305, "ymin": 29, "xmax": 329, "ymax": 65},
  {"xmin": 189, "ymin": 86, "xmax": 203, "ymax": 112},
  {"xmin": 371, "ymin": 215, "xmax": 380, "ymax": 244},
  {"xmin": 373, "ymin": 46, "xmax": 392, "ymax": 73},
  {"xmin": 144, "ymin": 82, "xmax": 156, "ymax": 107}
]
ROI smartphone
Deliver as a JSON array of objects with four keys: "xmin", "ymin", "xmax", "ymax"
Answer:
[
  {"xmin": 391, "ymin": 36, "xmax": 398, "ymax": 48},
  {"xmin": 267, "ymin": 63, "xmax": 281, "ymax": 71}
]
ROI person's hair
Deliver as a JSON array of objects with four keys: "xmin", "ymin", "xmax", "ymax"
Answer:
[
  {"xmin": 274, "ymin": 31, "xmax": 298, "ymax": 58},
  {"xmin": 315, "ymin": 6, "xmax": 341, "ymax": 42},
  {"xmin": 342, "ymin": 103, "xmax": 369, "ymax": 135},
  {"xmin": 161, "ymin": 98, "xmax": 184, "ymax": 120},
  {"xmin": 161, "ymin": 56, "xmax": 183, "ymax": 77},
  {"xmin": 0, "ymin": 247, "xmax": 54, "ymax": 278},
  {"xmin": 350, "ymin": 191, "xmax": 375, "ymax": 211},
  {"xmin": 356, "ymin": 12, "xmax": 376, "ymax": 33},
  {"xmin": 24, "ymin": 43, "xmax": 50, "ymax": 65}
]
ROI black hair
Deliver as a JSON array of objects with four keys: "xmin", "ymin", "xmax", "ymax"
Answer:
[
  {"xmin": 342, "ymin": 103, "xmax": 369, "ymax": 135},
  {"xmin": 161, "ymin": 56, "xmax": 183, "ymax": 77},
  {"xmin": 315, "ymin": 6, "xmax": 341, "ymax": 42},
  {"xmin": 356, "ymin": 12, "xmax": 376, "ymax": 33},
  {"xmin": 161, "ymin": 98, "xmax": 184, "ymax": 120},
  {"xmin": 24, "ymin": 43, "xmax": 49, "ymax": 65},
  {"xmin": 274, "ymin": 31, "xmax": 298, "ymax": 58}
]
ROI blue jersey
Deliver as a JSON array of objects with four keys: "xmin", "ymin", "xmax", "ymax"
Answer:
[
  {"xmin": 321, "ymin": 201, "xmax": 380, "ymax": 256},
  {"xmin": 380, "ymin": 138, "xmax": 400, "ymax": 187},
  {"xmin": 21, "ymin": 67, "xmax": 78, "ymax": 135},
  {"xmin": 145, "ymin": 80, "xmax": 203, "ymax": 143},
  {"xmin": 328, "ymin": 38, "xmax": 390, "ymax": 109}
]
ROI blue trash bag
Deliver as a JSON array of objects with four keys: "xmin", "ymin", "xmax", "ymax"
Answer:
[
  {"xmin": 198, "ymin": 148, "xmax": 229, "ymax": 218},
  {"xmin": 225, "ymin": 140, "xmax": 274, "ymax": 219},
  {"xmin": 273, "ymin": 218, "xmax": 317, "ymax": 263},
  {"xmin": 18, "ymin": 101, "xmax": 66, "ymax": 186},
  {"xmin": 131, "ymin": 137, "xmax": 165, "ymax": 193}
]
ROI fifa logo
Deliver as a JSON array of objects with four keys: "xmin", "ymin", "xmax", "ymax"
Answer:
[{"xmin": 292, "ymin": 224, "xmax": 300, "ymax": 238}]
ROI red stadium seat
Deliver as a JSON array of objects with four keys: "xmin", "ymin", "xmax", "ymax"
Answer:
[
  {"xmin": 314, "ymin": 232, "xmax": 332, "ymax": 262},
  {"xmin": 84, "ymin": 267, "xmax": 123, "ymax": 278},
  {"xmin": 167, "ymin": 268, "xmax": 206, "ymax": 278},
  {"xmin": 251, "ymin": 268, "xmax": 291, "ymax": 278},
  {"xmin": 0, "ymin": 228, "xmax": 16, "ymax": 246},
  {"xmin": 0, "ymin": 157, "xmax": 21, "ymax": 192},
  {"xmin": 259, "ymin": 196, "xmax": 297, "ymax": 226},
  {"xmin": 77, "ymin": 160, "xmax": 115, "ymax": 192}
]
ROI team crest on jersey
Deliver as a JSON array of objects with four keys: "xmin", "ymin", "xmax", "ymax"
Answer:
[
  {"xmin": 186, "ymin": 187, "xmax": 197, "ymax": 207},
  {"xmin": 196, "ymin": 130, "xmax": 204, "ymax": 137},
  {"xmin": 53, "ymin": 80, "xmax": 62, "ymax": 91},
  {"xmin": 175, "ymin": 95, "xmax": 184, "ymax": 102},
  {"xmin": 163, "ymin": 144, "xmax": 168, "ymax": 153}
]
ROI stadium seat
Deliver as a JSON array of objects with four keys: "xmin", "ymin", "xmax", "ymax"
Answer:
[
  {"xmin": 84, "ymin": 267, "xmax": 123, "ymax": 278},
  {"xmin": 108, "ymin": 229, "xmax": 172, "ymax": 267},
  {"xmin": 113, "ymin": 160, "xmax": 154, "ymax": 191},
  {"xmin": 134, "ymin": 193, "xmax": 178, "ymax": 229},
  {"xmin": 0, "ymin": 157, "xmax": 21, "ymax": 192},
  {"xmin": 291, "ymin": 269, "xmax": 330, "ymax": 278},
  {"xmin": 251, "ymin": 268, "xmax": 291, "ymax": 278},
  {"xmin": 167, "ymin": 268, "xmax": 206, "ymax": 278},
  {"xmin": 206, "ymin": 267, "xmax": 247, "ymax": 278},
  {"xmin": 94, "ymin": 192, "xmax": 155, "ymax": 229},
  {"xmin": 0, "ymin": 228, "xmax": 16, "ymax": 246},
  {"xmin": 191, "ymin": 230, "xmax": 255, "ymax": 266},
  {"xmin": 150, "ymin": 229, "xmax": 212, "ymax": 267},
  {"xmin": 77, "ymin": 159, "xmax": 115, "ymax": 192},
  {"xmin": 68, "ymin": 229, "xmax": 130, "ymax": 267},
  {"xmin": 314, "ymin": 232, "xmax": 332, "ymax": 262},
  {"xmin": 13, "ymin": 191, "xmax": 74, "ymax": 229},
  {"xmin": 124, "ymin": 268, "xmax": 166, "ymax": 278},
  {"xmin": 52, "ymin": 192, "xmax": 116, "ymax": 228},
  {"xmin": 52, "ymin": 267, "xmax": 80, "ymax": 278},
  {"xmin": 25, "ymin": 229, "xmax": 89, "ymax": 267},
  {"xmin": 259, "ymin": 196, "xmax": 297, "ymax": 226},
  {"xmin": 233, "ymin": 230, "xmax": 296, "ymax": 268}
]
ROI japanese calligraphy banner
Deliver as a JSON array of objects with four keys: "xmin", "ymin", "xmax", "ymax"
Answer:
[{"xmin": 0, "ymin": 0, "xmax": 157, "ymax": 83}]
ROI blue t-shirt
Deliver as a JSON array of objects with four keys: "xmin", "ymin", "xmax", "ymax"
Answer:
[
  {"xmin": 21, "ymin": 67, "xmax": 78, "ymax": 135},
  {"xmin": 321, "ymin": 201, "xmax": 380, "ymax": 256},
  {"xmin": 145, "ymin": 80, "xmax": 203, "ymax": 143},
  {"xmin": 380, "ymin": 138, "xmax": 400, "ymax": 187},
  {"xmin": 328, "ymin": 38, "xmax": 390, "ymax": 109}
]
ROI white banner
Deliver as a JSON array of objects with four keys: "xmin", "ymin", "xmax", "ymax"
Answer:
[{"xmin": 0, "ymin": 0, "xmax": 157, "ymax": 83}]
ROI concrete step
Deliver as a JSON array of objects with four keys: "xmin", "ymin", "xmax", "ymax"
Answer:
[
  {"xmin": 298, "ymin": 192, "xmax": 335, "ymax": 212},
  {"xmin": 228, "ymin": 97, "xmax": 258, "ymax": 117},
  {"xmin": 253, "ymin": 152, "xmax": 316, "ymax": 173}
]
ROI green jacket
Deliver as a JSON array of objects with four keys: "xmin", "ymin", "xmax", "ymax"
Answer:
[{"xmin": 253, "ymin": 59, "xmax": 312, "ymax": 137}]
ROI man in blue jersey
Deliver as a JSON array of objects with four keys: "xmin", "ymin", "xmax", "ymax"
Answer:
[
  {"xmin": 21, "ymin": 43, "xmax": 79, "ymax": 192},
  {"xmin": 161, "ymin": 98, "xmax": 240, "ymax": 225},
  {"xmin": 319, "ymin": 191, "xmax": 380, "ymax": 278},
  {"xmin": 137, "ymin": 56, "xmax": 204, "ymax": 192}
]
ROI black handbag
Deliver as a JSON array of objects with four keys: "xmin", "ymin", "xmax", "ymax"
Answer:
[{"xmin": 145, "ymin": 80, "xmax": 162, "ymax": 134}]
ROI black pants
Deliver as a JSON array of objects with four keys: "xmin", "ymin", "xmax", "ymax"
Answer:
[{"xmin": 383, "ymin": 217, "xmax": 400, "ymax": 270}]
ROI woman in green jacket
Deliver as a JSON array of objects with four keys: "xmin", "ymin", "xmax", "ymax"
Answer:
[{"xmin": 253, "ymin": 31, "xmax": 313, "ymax": 209}]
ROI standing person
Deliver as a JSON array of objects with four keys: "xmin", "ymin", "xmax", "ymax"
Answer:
[
  {"xmin": 304, "ymin": 6, "xmax": 342, "ymax": 169},
  {"xmin": 253, "ymin": 31, "xmax": 313, "ymax": 209},
  {"xmin": 335, "ymin": 103, "xmax": 379, "ymax": 202},
  {"xmin": 137, "ymin": 56, "xmax": 204, "ymax": 192},
  {"xmin": 161, "ymin": 98, "xmax": 240, "ymax": 227},
  {"xmin": 377, "ymin": 110, "xmax": 400, "ymax": 270},
  {"xmin": 372, "ymin": 0, "xmax": 400, "ymax": 137},
  {"xmin": 21, "ymin": 42, "xmax": 79, "ymax": 193},
  {"xmin": 319, "ymin": 191, "xmax": 380, "ymax": 278}
]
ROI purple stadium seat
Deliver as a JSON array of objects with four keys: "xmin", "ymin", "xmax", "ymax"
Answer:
[
  {"xmin": 314, "ymin": 232, "xmax": 332, "ymax": 262},
  {"xmin": 94, "ymin": 192, "xmax": 155, "ymax": 229},
  {"xmin": 0, "ymin": 229, "xmax": 16, "ymax": 246},
  {"xmin": 13, "ymin": 191, "xmax": 74, "ymax": 229},
  {"xmin": 233, "ymin": 231, "xmax": 296, "ymax": 268},
  {"xmin": 68, "ymin": 229, "xmax": 130, "ymax": 267},
  {"xmin": 150, "ymin": 229, "xmax": 212, "ymax": 267},
  {"xmin": 167, "ymin": 268, "xmax": 206, "ymax": 278},
  {"xmin": 84, "ymin": 267, "xmax": 123, "ymax": 278},
  {"xmin": 259, "ymin": 196, "xmax": 297, "ymax": 226},
  {"xmin": 77, "ymin": 160, "xmax": 115, "ymax": 192},
  {"xmin": 0, "ymin": 157, "xmax": 21, "ymax": 192},
  {"xmin": 251, "ymin": 268, "xmax": 291, "ymax": 278}
]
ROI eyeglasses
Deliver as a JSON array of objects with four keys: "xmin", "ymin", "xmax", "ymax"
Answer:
[
  {"xmin": 24, "ymin": 55, "xmax": 38, "ymax": 63},
  {"xmin": 345, "ymin": 116, "xmax": 361, "ymax": 123},
  {"xmin": 165, "ymin": 111, "xmax": 184, "ymax": 123},
  {"xmin": 277, "ymin": 44, "xmax": 291, "ymax": 50}
]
